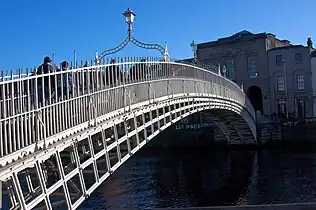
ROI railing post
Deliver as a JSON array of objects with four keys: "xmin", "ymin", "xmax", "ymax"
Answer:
[
  {"xmin": 148, "ymin": 83, "xmax": 150, "ymax": 103},
  {"xmin": 126, "ymin": 90, "xmax": 134, "ymax": 112},
  {"xmin": 12, "ymin": 172, "xmax": 27, "ymax": 210},
  {"xmin": 35, "ymin": 110, "xmax": 47, "ymax": 151},
  {"xmin": 88, "ymin": 96, "xmax": 97, "ymax": 126},
  {"xmin": 123, "ymin": 120, "xmax": 132, "ymax": 155},
  {"xmin": 148, "ymin": 83, "xmax": 155, "ymax": 104},
  {"xmin": 167, "ymin": 80, "xmax": 174, "ymax": 99},
  {"xmin": 0, "ymin": 181, "xmax": 2, "ymax": 209},
  {"xmin": 123, "ymin": 87, "xmax": 127, "ymax": 113}
]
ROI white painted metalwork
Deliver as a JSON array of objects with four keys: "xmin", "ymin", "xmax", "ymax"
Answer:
[
  {"xmin": 0, "ymin": 58, "xmax": 256, "ymax": 210},
  {"xmin": 0, "ymin": 181, "xmax": 2, "ymax": 209},
  {"xmin": 98, "ymin": 8, "xmax": 169, "ymax": 61}
]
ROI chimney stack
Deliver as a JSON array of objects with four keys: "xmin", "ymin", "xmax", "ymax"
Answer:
[{"xmin": 307, "ymin": 37, "xmax": 313, "ymax": 48}]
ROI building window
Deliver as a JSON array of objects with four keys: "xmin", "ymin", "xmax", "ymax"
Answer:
[
  {"xmin": 277, "ymin": 99, "xmax": 286, "ymax": 118},
  {"xmin": 225, "ymin": 59, "xmax": 236, "ymax": 80},
  {"xmin": 295, "ymin": 53, "xmax": 302, "ymax": 64},
  {"xmin": 276, "ymin": 55, "xmax": 283, "ymax": 66},
  {"xmin": 277, "ymin": 76, "xmax": 285, "ymax": 91},
  {"xmin": 297, "ymin": 74, "xmax": 304, "ymax": 90},
  {"xmin": 247, "ymin": 56, "xmax": 258, "ymax": 77},
  {"xmin": 296, "ymin": 98, "xmax": 306, "ymax": 119}
]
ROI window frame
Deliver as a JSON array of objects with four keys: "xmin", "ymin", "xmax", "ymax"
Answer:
[
  {"xmin": 295, "ymin": 53, "xmax": 303, "ymax": 64},
  {"xmin": 276, "ymin": 54, "xmax": 283, "ymax": 66},
  {"xmin": 296, "ymin": 74, "xmax": 304, "ymax": 90},
  {"xmin": 277, "ymin": 76, "xmax": 285, "ymax": 92},
  {"xmin": 247, "ymin": 56, "xmax": 258, "ymax": 78},
  {"xmin": 225, "ymin": 59, "xmax": 236, "ymax": 80}
]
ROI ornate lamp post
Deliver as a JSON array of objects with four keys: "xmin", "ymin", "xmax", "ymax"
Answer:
[
  {"xmin": 96, "ymin": 8, "xmax": 169, "ymax": 63},
  {"xmin": 189, "ymin": 40, "xmax": 219, "ymax": 73},
  {"xmin": 124, "ymin": 8, "xmax": 136, "ymax": 38},
  {"xmin": 190, "ymin": 40, "xmax": 198, "ymax": 59}
]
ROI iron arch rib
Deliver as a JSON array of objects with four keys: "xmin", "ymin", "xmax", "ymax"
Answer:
[
  {"xmin": 130, "ymin": 36, "xmax": 166, "ymax": 56},
  {"xmin": 99, "ymin": 35, "xmax": 167, "ymax": 60},
  {"xmin": 193, "ymin": 59, "xmax": 218, "ymax": 72},
  {"xmin": 99, "ymin": 36, "xmax": 130, "ymax": 59}
]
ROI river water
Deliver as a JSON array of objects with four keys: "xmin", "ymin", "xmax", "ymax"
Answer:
[{"xmin": 77, "ymin": 146, "xmax": 316, "ymax": 209}]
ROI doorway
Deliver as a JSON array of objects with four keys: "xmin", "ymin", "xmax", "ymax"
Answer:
[{"xmin": 246, "ymin": 86, "xmax": 264, "ymax": 114}]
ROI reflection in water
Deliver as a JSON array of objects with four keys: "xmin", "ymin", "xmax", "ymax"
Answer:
[
  {"xmin": 79, "ymin": 147, "xmax": 316, "ymax": 209},
  {"xmin": 2, "ymin": 145, "xmax": 316, "ymax": 210}
]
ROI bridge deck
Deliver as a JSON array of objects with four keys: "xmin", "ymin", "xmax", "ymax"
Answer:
[
  {"xmin": 0, "ymin": 59, "xmax": 257, "ymax": 210},
  {"xmin": 154, "ymin": 202, "xmax": 316, "ymax": 210}
]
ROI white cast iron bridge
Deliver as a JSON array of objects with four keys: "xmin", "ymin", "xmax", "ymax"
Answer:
[{"xmin": 0, "ymin": 58, "xmax": 257, "ymax": 209}]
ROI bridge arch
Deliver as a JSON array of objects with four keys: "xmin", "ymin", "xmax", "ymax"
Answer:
[
  {"xmin": 0, "ymin": 59, "xmax": 256, "ymax": 209},
  {"xmin": 246, "ymin": 85, "xmax": 263, "ymax": 114}
]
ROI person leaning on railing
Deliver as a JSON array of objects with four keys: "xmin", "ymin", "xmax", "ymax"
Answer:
[
  {"xmin": 36, "ymin": 56, "xmax": 55, "ymax": 104},
  {"xmin": 83, "ymin": 61, "xmax": 94, "ymax": 93},
  {"xmin": 128, "ymin": 59, "xmax": 149, "ymax": 82},
  {"xmin": 104, "ymin": 59, "xmax": 123, "ymax": 86},
  {"xmin": 56, "ymin": 61, "xmax": 72, "ymax": 99}
]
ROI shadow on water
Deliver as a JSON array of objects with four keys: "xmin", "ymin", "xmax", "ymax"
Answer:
[
  {"xmin": 78, "ymin": 138, "xmax": 316, "ymax": 209},
  {"xmin": 79, "ymin": 139, "xmax": 256, "ymax": 209},
  {"xmin": 3, "ymin": 128, "xmax": 316, "ymax": 209}
]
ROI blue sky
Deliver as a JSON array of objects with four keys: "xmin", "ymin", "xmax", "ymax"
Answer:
[{"xmin": 0, "ymin": 0, "xmax": 315, "ymax": 70}]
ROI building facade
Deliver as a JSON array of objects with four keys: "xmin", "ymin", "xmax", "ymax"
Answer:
[
  {"xmin": 268, "ymin": 45, "xmax": 314, "ymax": 118},
  {"xmin": 311, "ymin": 51, "xmax": 316, "ymax": 116},
  {"xmin": 196, "ymin": 30, "xmax": 315, "ymax": 118}
]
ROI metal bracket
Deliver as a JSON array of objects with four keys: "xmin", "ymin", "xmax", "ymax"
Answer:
[
  {"xmin": 167, "ymin": 81, "xmax": 174, "ymax": 99},
  {"xmin": 35, "ymin": 110, "xmax": 47, "ymax": 151},
  {"xmin": 98, "ymin": 35, "xmax": 169, "ymax": 61},
  {"xmin": 148, "ymin": 83, "xmax": 156, "ymax": 104},
  {"xmin": 126, "ymin": 90, "xmax": 137, "ymax": 112},
  {"xmin": 0, "ymin": 181, "xmax": 2, "ymax": 209},
  {"xmin": 88, "ymin": 96, "xmax": 97, "ymax": 126}
]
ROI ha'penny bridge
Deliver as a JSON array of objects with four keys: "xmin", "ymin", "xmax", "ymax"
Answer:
[{"xmin": 0, "ymin": 8, "xmax": 257, "ymax": 210}]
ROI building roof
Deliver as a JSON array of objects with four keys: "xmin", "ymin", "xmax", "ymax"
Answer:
[
  {"xmin": 233, "ymin": 30, "xmax": 253, "ymax": 36},
  {"xmin": 176, "ymin": 58, "xmax": 194, "ymax": 62},
  {"xmin": 267, "ymin": 45, "xmax": 305, "ymax": 51},
  {"xmin": 197, "ymin": 30, "xmax": 270, "ymax": 49}
]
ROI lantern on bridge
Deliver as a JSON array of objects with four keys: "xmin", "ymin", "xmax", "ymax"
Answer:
[{"xmin": 123, "ymin": 8, "xmax": 136, "ymax": 34}]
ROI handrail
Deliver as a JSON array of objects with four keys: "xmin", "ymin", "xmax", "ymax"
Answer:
[{"xmin": 0, "ymin": 58, "xmax": 255, "ymax": 158}]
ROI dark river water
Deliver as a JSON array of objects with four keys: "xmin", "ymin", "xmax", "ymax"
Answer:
[
  {"xmin": 2, "ymin": 142, "xmax": 316, "ymax": 209},
  {"xmin": 77, "ymin": 145, "xmax": 316, "ymax": 209}
]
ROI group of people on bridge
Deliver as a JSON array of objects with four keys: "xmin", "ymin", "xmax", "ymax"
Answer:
[
  {"xmin": 1, "ymin": 55, "xmax": 170, "ymax": 116},
  {"xmin": 34, "ymin": 56, "xmax": 153, "ymax": 101}
]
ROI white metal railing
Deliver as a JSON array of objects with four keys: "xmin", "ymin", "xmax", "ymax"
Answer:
[{"xmin": 0, "ymin": 57, "xmax": 255, "ymax": 158}]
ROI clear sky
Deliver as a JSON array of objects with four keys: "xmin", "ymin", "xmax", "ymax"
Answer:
[{"xmin": 0, "ymin": 0, "xmax": 315, "ymax": 70}]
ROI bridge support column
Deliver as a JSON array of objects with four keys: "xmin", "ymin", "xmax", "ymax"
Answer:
[
  {"xmin": 35, "ymin": 161, "xmax": 52, "ymax": 210},
  {"xmin": 101, "ymin": 130, "xmax": 112, "ymax": 173},
  {"xmin": 25, "ymin": 172, "xmax": 35, "ymax": 194},
  {"xmin": 70, "ymin": 151, "xmax": 75, "ymax": 164},
  {"xmin": 113, "ymin": 126, "xmax": 121, "ymax": 162},
  {"xmin": 124, "ymin": 120, "xmax": 132, "ymax": 155},
  {"xmin": 0, "ymin": 181, "xmax": 2, "ymax": 209},
  {"xmin": 133, "ymin": 116, "xmax": 140, "ymax": 146},
  {"xmin": 163, "ymin": 104, "xmax": 167, "ymax": 126},
  {"xmin": 12, "ymin": 172, "xmax": 27, "ymax": 210},
  {"xmin": 73, "ymin": 143, "xmax": 88, "ymax": 199},
  {"xmin": 168, "ymin": 102, "xmax": 172, "ymax": 123},
  {"xmin": 55, "ymin": 152, "xmax": 72, "ymax": 209},
  {"xmin": 182, "ymin": 80, "xmax": 185, "ymax": 93},
  {"xmin": 156, "ymin": 109, "xmax": 161, "ymax": 131},
  {"xmin": 142, "ymin": 113, "xmax": 147, "ymax": 140},
  {"xmin": 149, "ymin": 111, "xmax": 154, "ymax": 136},
  {"xmin": 88, "ymin": 135, "xmax": 100, "ymax": 184}
]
